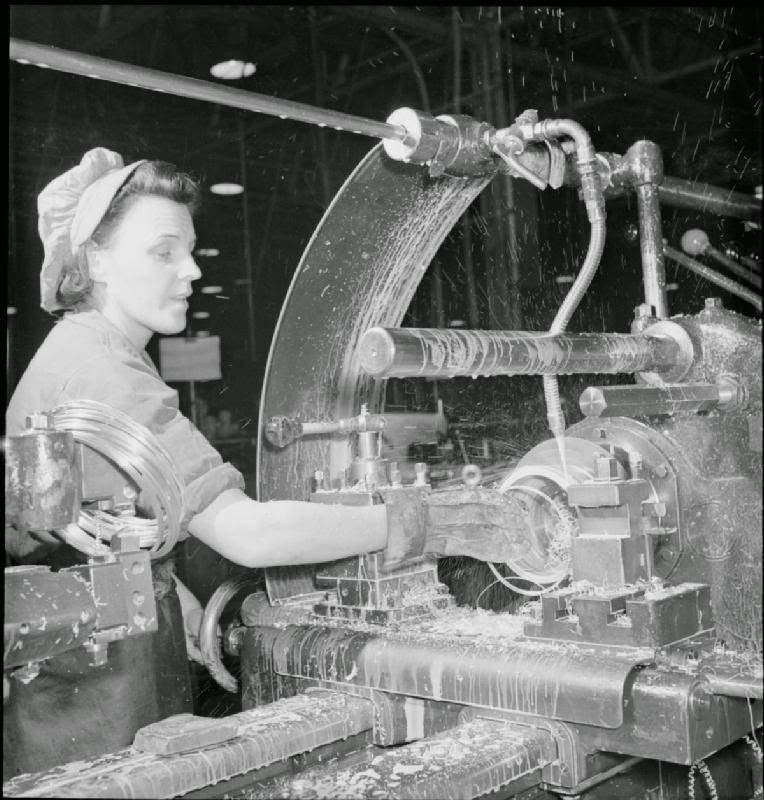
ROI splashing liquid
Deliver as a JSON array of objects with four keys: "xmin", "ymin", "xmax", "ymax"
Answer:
[{"xmin": 552, "ymin": 430, "xmax": 570, "ymax": 483}]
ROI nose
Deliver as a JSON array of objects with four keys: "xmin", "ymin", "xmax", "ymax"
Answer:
[{"xmin": 179, "ymin": 253, "xmax": 202, "ymax": 282}]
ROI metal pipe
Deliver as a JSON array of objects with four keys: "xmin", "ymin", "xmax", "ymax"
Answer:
[
  {"xmin": 657, "ymin": 176, "xmax": 760, "ymax": 220},
  {"xmin": 9, "ymin": 38, "xmax": 408, "ymax": 143},
  {"xmin": 706, "ymin": 246, "xmax": 762, "ymax": 290},
  {"xmin": 664, "ymin": 246, "xmax": 762, "ymax": 313},
  {"xmin": 637, "ymin": 183, "xmax": 669, "ymax": 318},
  {"xmin": 562, "ymin": 153, "xmax": 760, "ymax": 221},
  {"xmin": 681, "ymin": 229, "xmax": 762, "ymax": 289},
  {"xmin": 359, "ymin": 327, "xmax": 682, "ymax": 379}
]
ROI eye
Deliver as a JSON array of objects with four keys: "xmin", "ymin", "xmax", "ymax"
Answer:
[{"xmin": 155, "ymin": 249, "xmax": 173, "ymax": 261}]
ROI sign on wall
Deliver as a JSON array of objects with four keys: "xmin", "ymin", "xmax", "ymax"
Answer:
[{"xmin": 158, "ymin": 336, "xmax": 222, "ymax": 382}]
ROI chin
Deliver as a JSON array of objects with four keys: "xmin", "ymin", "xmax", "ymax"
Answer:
[{"xmin": 154, "ymin": 316, "xmax": 188, "ymax": 336}]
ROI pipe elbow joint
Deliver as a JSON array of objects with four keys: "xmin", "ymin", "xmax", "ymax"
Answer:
[{"xmin": 622, "ymin": 140, "xmax": 664, "ymax": 186}]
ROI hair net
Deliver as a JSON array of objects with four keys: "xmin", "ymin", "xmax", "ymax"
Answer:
[{"xmin": 37, "ymin": 147, "xmax": 146, "ymax": 312}]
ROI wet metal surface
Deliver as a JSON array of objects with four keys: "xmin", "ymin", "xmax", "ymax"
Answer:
[
  {"xmin": 257, "ymin": 146, "xmax": 492, "ymax": 503},
  {"xmin": 2, "ymin": 689, "xmax": 374, "ymax": 798},
  {"xmin": 358, "ymin": 326, "xmax": 681, "ymax": 379},
  {"xmin": 246, "ymin": 716, "xmax": 557, "ymax": 799},
  {"xmin": 271, "ymin": 623, "xmax": 653, "ymax": 728}
]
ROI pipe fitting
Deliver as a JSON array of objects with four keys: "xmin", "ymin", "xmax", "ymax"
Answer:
[
  {"xmin": 383, "ymin": 107, "xmax": 496, "ymax": 177},
  {"xmin": 528, "ymin": 118, "xmax": 598, "ymax": 165},
  {"xmin": 618, "ymin": 140, "xmax": 665, "ymax": 186}
]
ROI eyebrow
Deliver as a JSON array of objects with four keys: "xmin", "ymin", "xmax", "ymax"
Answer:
[{"xmin": 151, "ymin": 233, "xmax": 197, "ymax": 249}]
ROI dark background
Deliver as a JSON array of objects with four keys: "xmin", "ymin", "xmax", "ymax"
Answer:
[{"xmin": 7, "ymin": 4, "xmax": 762, "ymax": 612}]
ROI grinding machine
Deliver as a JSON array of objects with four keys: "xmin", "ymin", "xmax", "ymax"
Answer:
[{"xmin": 4, "ymin": 104, "xmax": 763, "ymax": 799}]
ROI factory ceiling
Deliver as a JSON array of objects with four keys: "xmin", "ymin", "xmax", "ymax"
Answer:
[{"xmin": 8, "ymin": 5, "xmax": 763, "ymax": 396}]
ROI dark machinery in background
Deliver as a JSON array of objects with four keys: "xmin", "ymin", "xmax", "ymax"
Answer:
[{"xmin": 4, "ymin": 39, "xmax": 763, "ymax": 800}]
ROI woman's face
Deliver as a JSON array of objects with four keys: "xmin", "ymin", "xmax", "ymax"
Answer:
[{"xmin": 91, "ymin": 195, "xmax": 201, "ymax": 347}]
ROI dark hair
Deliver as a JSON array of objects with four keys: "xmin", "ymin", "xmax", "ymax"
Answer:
[{"xmin": 56, "ymin": 160, "xmax": 201, "ymax": 309}]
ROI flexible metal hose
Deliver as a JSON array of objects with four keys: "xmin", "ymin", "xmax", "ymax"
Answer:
[
  {"xmin": 199, "ymin": 575, "xmax": 261, "ymax": 693},
  {"xmin": 51, "ymin": 400, "xmax": 185, "ymax": 559},
  {"xmin": 543, "ymin": 219, "xmax": 608, "ymax": 436},
  {"xmin": 518, "ymin": 119, "xmax": 608, "ymax": 438}
]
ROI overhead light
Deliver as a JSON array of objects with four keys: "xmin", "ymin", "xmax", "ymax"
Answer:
[
  {"xmin": 666, "ymin": 282, "xmax": 679, "ymax": 292},
  {"xmin": 192, "ymin": 311, "xmax": 211, "ymax": 320},
  {"xmin": 7, "ymin": 306, "xmax": 17, "ymax": 315},
  {"xmin": 195, "ymin": 248, "xmax": 220, "ymax": 257},
  {"xmin": 195, "ymin": 330, "xmax": 211, "ymax": 338},
  {"xmin": 200, "ymin": 285, "xmax": 223, "ymax": 295},
  {"xmin": 555, "ymin": 274, "xmax": 574, "ymax": 284},
  {"xmin": 210, "ymin": 60, "xmax": 256, "ymax": 80},
  {"xmin": 210, "ymin": 182, "xmax": 243, "ymax": 196}
]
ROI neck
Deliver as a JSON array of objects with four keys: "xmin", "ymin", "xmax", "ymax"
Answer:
[{"xmin": 98, "ymin": 303, "xmax": 153, "ymax": 351}]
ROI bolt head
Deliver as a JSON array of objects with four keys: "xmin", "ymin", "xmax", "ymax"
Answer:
[{"xmin": 704, "ymin": 297, "xmax": 723, "ymax": 310}]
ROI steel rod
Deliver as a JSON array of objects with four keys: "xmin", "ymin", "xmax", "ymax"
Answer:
[
  {"xmin": 359, "ymin": 327, "xmax": 682, "ymax": 379},
  {"xmin": 664, "ymin": 246, "xmax": 762, "ymax": 312},
  {"xmin": 9, "ymin": 38, "xmax": 408, "ymax": 143},
  {"xmin": 706, "ymin": 246, "xmax": 762, "ymax": 290},
  {"xmin": 579, "ymin": 383, "xmax": 723, "ymax": 418}
]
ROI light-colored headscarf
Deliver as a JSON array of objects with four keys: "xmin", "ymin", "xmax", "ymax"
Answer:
[{"xmin": 37, "ymin": 147, "xmax": 146, "ymax": 312}]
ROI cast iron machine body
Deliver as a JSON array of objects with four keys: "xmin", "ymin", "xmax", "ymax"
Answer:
[
  {"xmin": 4, "ymin": 108, "xmax": 761, "ymax": 799},
  {"xmin": 240, "ymin": 109, "xmax": 763, "ymax": 799}
]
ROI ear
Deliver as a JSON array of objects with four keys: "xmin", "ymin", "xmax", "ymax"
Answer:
[{"xmin": 84, "ymin": 242, "xmax": 109, "ymax": 283}]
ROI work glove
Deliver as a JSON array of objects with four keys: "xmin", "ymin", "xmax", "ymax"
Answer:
[
  {"xmin": 382, "ymin": 485, "xmax": 530, "ymax": 572},
  {"xmin": 171, "ymin": 574, "xmax": 220, "ymax": 666}
]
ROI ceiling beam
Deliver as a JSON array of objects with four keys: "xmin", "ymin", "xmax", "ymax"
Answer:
[{"xmin": 328, "ymin": 4, "xmax": 752, "ymax": 122}]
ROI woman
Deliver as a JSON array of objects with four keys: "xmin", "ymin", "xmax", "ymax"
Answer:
[{"xmin": 4, "ymin": 148, "xmax": 387, "ymax": 778}]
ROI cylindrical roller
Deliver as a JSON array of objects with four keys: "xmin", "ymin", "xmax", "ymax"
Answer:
[
  {"xmin": 579, "ymin": 383, "xmax": 724, "ymax": 418},
  {"xmin": 359, "ymin": 327, "xmax": 683, "ymax": 379}
]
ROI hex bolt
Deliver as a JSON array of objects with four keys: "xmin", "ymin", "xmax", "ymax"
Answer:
[
  {"xmin": 654, "ymin": 464, "xmax": 669, "ymax": 478},
  {"xmin": 704, "ymin": 297, "xmax": 723, "ymax": 310}
]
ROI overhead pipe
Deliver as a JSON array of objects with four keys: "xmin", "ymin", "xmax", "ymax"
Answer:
[
  {"xmin": 11, "ymin": 37, "xmax": 759, "ymax": 226},
  {"xmin": 9, "ymin": 38, "xmax": 408, "ymax": 143}
]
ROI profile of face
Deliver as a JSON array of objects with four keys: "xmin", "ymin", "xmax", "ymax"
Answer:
[{"xmin": 88, "ymin": 195, "xmax": 201, "ymax": 348}]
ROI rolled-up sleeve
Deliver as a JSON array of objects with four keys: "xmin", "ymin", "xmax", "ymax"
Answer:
[{"xmin": 60, "ymin": 353, "xmax": 245, "ymax": 534}]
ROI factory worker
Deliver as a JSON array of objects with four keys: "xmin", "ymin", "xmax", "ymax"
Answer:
[{"xmin": 3, "ymin": 147, "xmax": 387, "ymax": 778}]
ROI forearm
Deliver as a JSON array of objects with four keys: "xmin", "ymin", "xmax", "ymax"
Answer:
[{"xmin": 187, "ymin": 489, "xmax": 388, "ymax": 567}]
